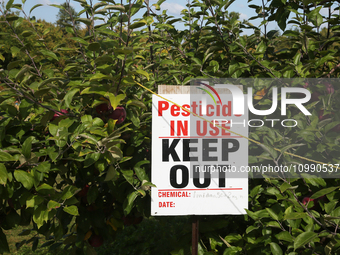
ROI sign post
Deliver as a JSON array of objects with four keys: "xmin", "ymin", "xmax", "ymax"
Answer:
[{"xmin": 192, "ymin": 215, "xmax": 199, "ymax": 255}]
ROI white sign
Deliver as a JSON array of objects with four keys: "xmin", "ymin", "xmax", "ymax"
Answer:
[{"xmin": 151, "ymin": 93, "xmax": 248, "ymax": 215}]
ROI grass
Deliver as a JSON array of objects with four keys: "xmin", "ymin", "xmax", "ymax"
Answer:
[
  {"xmin": 2, "ymin": 175, "xmax": 75, "ymax": 254},
  {"xmin": 3, "ymin": 224, "xmax": 63, "ymax": 255}
]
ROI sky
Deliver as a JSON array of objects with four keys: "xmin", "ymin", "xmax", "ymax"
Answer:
[{"xmin": 0, "ymin": 0, "xmax": 283, "ymax": 34}]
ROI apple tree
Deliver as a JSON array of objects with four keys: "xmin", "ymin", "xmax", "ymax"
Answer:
[
  {"xmin": 1, "ymin": 0, "xmax": 340, "ymax": 254},
  {"xmin": 0, "ymin": 0, "xmax": 153, "ymax": 253}
]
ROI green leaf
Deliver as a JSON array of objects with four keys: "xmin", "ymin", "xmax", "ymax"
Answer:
[
  {"xmin": 134, "ymin": 69, "xmax": 149, "ymax": 81},
  {"xmin": 134, "ymin": 166, "xmax": 148, "ymax": 182},
  {"xmin": 259, "ymin": 144, "xmax": 277, "ymax": 159},
  {"xmin": 36, "ymin": 183, "xmax": 54, "ymax": 195},
  {"xmin": 30, "ymin": 4, "xmax": 43, "ymax": 13},
  {"xmin": 87, "ymin": 186, "xmax": 98, "ymax": 204},
  {"xmin": 89, "ymin": 72, "xmax": 112, "ymax": 81},
  {"xmin": 266, "ymin": 208, "xmax": 279, "ymax": 221},
  {"xmin": 94, "ymin": 55, "xmax": 113, "ymax": 65},
  {"xmin": 276, "ymin": 8, "xmax": 290, "ymax": 31},
  {"xmin": 310, "ymin": 186, "xmax": 339, "ymax": 199},
  {"xmin": 22, "ymin": 136, "xmax": 34, "ymax": 159},
  {"xmin": 60, "ymin": 185, "xmax": 78, "ymax": 200},
  {"xmin": 49, "ymin": 4, "xmax": 65, "ymax": 10},
  {"xmin": 12, "ymin": 4, "xmax": 22, "ymax": 10},
  {"xmin": 21, "ymin": 30, "xmax": 34, "ymax": 37},
  {"xmin": 36, "ymin": 162, "xmax": 51, "ymax": 173},
  {"xmin": 121, "ymin": 169, "xmax": 134, "ymax": 185},
  {"xmin": 270, "ymin": 242, "xmax": 283, "ymax": 255},
  {"xmin": 6, "ymin": 0, "xmax": 14, "ymax": 10},
  {"xmin": 105, "ymin": 5, "xmax": 125, "ymax": 11},
  {"xmin": 38, "ymin": 77, "xmax": 64, "ymax": 88},
  {"xmin": 97, "ymin": 29, "xmax": 119, "ymax": 37},
  {"xmin": 49, "ymin": 124, "xmax": 58, "ymax": 136},
  {"xmin": 223, "ymin": 246, "xmax": 242, "ymax": 254},
  {"xmin": 84, "ymin": 152, "xmax": 101, "ymax": 168},
  {"xmin": 75, "ymin": 18, "xmax": 92, "ymax": 26},
  {"xmin": 14, "ymin": 170, "xmax": 34, "ymax": 190},
  {"xmin": 73, "ymin": 0, "xmax": 86, "ymax": 3},
  {"xmin": 114, "ymin": 47, "xmax": 134, "ymax": 54},
  {"xmin": 70, "ymin": 37, "xmax": 89, "ymax": 45},
  {"xmin": 256, "ymin": 41, "xmax": 266, "ymax": 54},
  {"xmin": 0, "ymin": 164, "xmax": 8, "ymax": 185},
  {"xmin": 63, "ymin": 205, "xmax": 79, "ymax": 216},
  {"xmin": 107, "ymin": 118, "xmax": 116, "ymax": 134},
  {"xmin": 191, "ymin": 57, "xmax": 202, "ymax": 65},
  {"xmin": 18, "ymin": 229, "xmax": 31, "ymax": 236},
  {"xmin": 109, "ymin": 146, "xmax": 122, "ymax": 159},
  {"xmin": 40, "ymin": 50, "xmax": 59, "ymax": 61},
  {"xmin": 47, "ymin": 201, "xmax": 60, "ymax": 211},
  {"xmin": 108, "ymin": 93, "xmax": 126, "ymax": 110},
  {"xmin": 32, "ymin": 237, "xmax": 38, "ymax": 250},
  {"xmin": 15, "ymin": 65, "xmax": 33, "ymax": 81},
  {"xmin": 307, "ymin": 6, "xmax": 322, "ymax": 26},
  {"xmin": 59, "ymin": 118, "xmax": 74, "ymax": 128},
  {"xmin": 104, "ymin": 165, "xmax": 118, "ymax": 182},
  {"xmin": 275, "ymin": 231, "xmax": 294, "ymax": 242},
  {"xmin": 126, "ymin": 99, "xmax": 147, "ymax": 110},
  {"xmin": 10, "ymin": 46, "xmax": 20, "ymax": 58},
  {"xmin": 6, "ymin": 15, "xmax": 19, "ymax": 21},
  {"xmin": 88, "ymin": 42, "xmax": 100, "ymax": 51},
  {"xmin": 280, "ymin": 144, "xmax": 305, "ymax": 153},
  {"xmin": 129, "ymin": 21, "xmax": 146, "ymax": 29},
  {"xmin": 124, "ymin": 191, "xmax": 139, "ymax": 215},
  {"xmin": 0, "ymin": 151, "xmax": 15, "ymax": 161},
  {"xmin": 64, "ymin": 88, "xmax": 79, "ymax": 108},
  {"xmin": 81, "ymin": 115, "xmax": 93, "ymax": 123},
  {"xmin": 81, "ymin": 87, "xmax": 107, "ymax": 96},
  {"xmin": 284, "ymin": 212, "xmax": 307, "ymax": 220},
  {"xmin": 294, "ymin": 231, "xmax": 318, "ymax": 250},
  {"xmin": 93, "ymin": 2, "xmax": 107, "ymax": 11},
  {"xmin": 134, "ymin": 160, "xmax": 150, "ymax": 181},
  {"xmin": 0, "ymin": 228, "xmax": 10, "ymax": 253},
  {"xmin": 26, "ymin": 195, "xmax": 44, "ymax": 208}
]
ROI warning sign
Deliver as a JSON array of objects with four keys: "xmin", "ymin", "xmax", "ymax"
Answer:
[{"xmin": 151, "ymin": 90, "xmax": 248, "ymax": 216}]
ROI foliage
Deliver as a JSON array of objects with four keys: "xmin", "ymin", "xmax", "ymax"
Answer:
[
  {"xmin": 56, "ymin": 2, "xmax": 80, "ymax": 30},
  {"xmin": 0, "ymin": 0, "xmax": 340, "ymax": 254},
  {"xmin": 97, "ymin": 216, "xmax": 191, "ymax": 255}
]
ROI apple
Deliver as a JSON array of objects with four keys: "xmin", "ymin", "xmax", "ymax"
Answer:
[
  {"xmin": 122, "ymin": 216, "xmax": 134, "ymax": 226},
  {"xmin": 325, "ymin": 82, "xmax": 334, "ymax": 94},
  {"xmin": 96, "ymin": 103, "xmax": 111, "ymax": 114},
  {"xmin": 332, "ymin": 124, "xmax": 340, "ymax": 133},
  {"xmin": 88, "ymin": 234, "xmax": 104, "ymax": 247},
  {"xmin": 8, "ymin": 198, "xmax": 14, "ymax": 209},
  {"xmin": 310, "ymin": 91, "xmax": 321, "ymax": 102},
  {"xmin": 86, "ymin": 205, "xmax": 96, "ymax": 212},
  {"xmin": 77, "ymin": 184, "xmax": 89, "ymax": 198},
  {"xmin": 302, "ymin": 197, "xmax": 315, "ymax": 209},
  {"xmin": 302, "ymin": 197, "xmax": 314, "ymax": 205},
  {"xmin": 122, "ymin": 215, "xmax": 143, "ymax": 226},
  {"xmin": 133, "ymin": 216, "xmax": 143, "ymax": 225},
  {"xmin": 108, "ymin": 106, "xmax": 126, "ymax": 124},
  {"xmin": 51, "ymin": 109, "xmax": 68, "ymax": 121},
  {"xmin": 318, "ymin": 110, "xmax": 332, "ymax": 121},
  {"xmin": 93, "ymin": 168, "xmax": 100, "ymax": 177}
]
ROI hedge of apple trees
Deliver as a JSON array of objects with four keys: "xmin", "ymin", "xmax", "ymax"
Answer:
[{"xmin": 1, "ymin": 0, "xmax": 340, "ymax": 254}]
